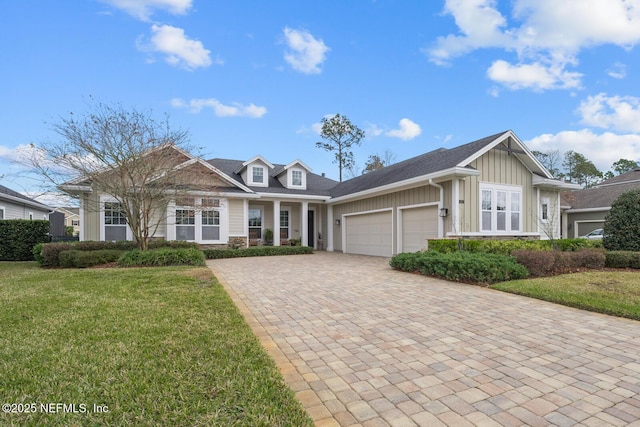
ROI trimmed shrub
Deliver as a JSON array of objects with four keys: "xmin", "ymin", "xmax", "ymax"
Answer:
[
  {"xmin": 40, "ymin": 242, "xmax": 75, "ymax": 267},
  {"xmin": 513, "ymin": 248, "xmax": 606, "ymax": 277},
  {"xmin": 117, "ymin": 248, "xmax": 205, "ymax": 267},
  {"xmin": 37, "ymin": 240, "xmax": 202, "ymax": 267},
  {"xmin": 204, "ymin": 246, "xmax": 313, "ymax": 259},
  {"xmin": 603, "ymin": 189, "xmax": 640, "ymax": 251},
  {"xmin": 0, "ymin": 219, "xmax": 50, "ymax": 261},
  {"xmin": 605, "ymin": 251, "xmax": 640, "ymax": 269},
  {"xmin": 427, "ymin": 238, "xmax": 602, "ymax": 256},
  {"xmin": 59, "ymin": 249, "xmax": 125, "ymax": 268},
  {"xmin": 390, "ymin": 251, "xmax": 528, "ymax": 284}
]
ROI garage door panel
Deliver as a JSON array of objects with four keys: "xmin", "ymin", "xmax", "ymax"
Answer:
[
  {"xmin": 402, "ymin": 206, "xmax": 438, "ymax": 253},
  {"xmin": 345, "ymin": 211, "xmax": 392, "ymax": 257}
]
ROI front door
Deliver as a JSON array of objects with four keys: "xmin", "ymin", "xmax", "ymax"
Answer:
[{"xmin": 307, "ymin": 210, "xmax": 315, "ymax": 248}]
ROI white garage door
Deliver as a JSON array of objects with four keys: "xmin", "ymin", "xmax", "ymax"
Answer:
[
  {"xmin": 345, "ymin": 211, "xmax": 392, "ymax": 257},
  {"xmin": 401, "ymin": 206, "xmax": 439, "ymax": 253}
]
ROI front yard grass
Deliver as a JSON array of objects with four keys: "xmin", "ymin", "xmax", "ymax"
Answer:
[
  {"xmin": 0, "ymin": 262, "xmax": 312, "ymax": 427},
  {"xmin": 491, "ymin": 271, "xmax": 640, "ymax": 321}
]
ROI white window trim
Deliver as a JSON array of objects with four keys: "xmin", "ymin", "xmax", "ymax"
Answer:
[
  {"xmin": 288, "ymin": 168, "xmax": 306, "ymax": 189},
  {"xmin": 249, "ymin": 165, "xmax": 268, "ymax": 187},
  {"xmin": 248, "ymin": 206, "xmax": 264, "ymax": 241},
  {"xmin": 0, "ymin": 206, "xmax": 4, "ymax": 220},
  {"xmin": 29, "ymin": 212, "xmax": 34, "ymax": 220},
  {"xmin": 540, "ymin": 197, "xmax": 550, "ymax": 223},
  {"xmin": 479, "ymin": 183, "xmax": 522, "ymax": 234},
  {"xmin": 99, "ymin": 195, "xmax": 133, "ymax": 242},
  {"xmin": 171, "ymin": 198, "xmax": 228, "ymax": 243},
  {"xmin": 280, "ymin": 207, "xmax": 291, "ymax": 240}
]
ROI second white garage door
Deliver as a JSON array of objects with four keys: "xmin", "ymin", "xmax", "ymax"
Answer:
[
  {"xmin": 344, "ymin": 211, "xmax": 393, "ymax": 257},
  {"xmin": 401, "ymin": 205, "xmax": 439, "ymax": 253}
]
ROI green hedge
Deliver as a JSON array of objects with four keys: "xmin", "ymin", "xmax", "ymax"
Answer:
[
  {"xmin": 0, "ymin": 220, "xmax": 50, "ymax": 261},
  {"xmin": 59, "ymin": 249, "xmax": 125, "ymax": 268},
  {"xmin": 605, "ymin": 251, "xmax": 640, "ymax": 269},
  {"xmin": 118, "ymin": 248, "xmax": 206, "ymax": 267},
  {"xmin": 204, "ymin": 246, "xmax": 313, "ymax": 259},
  {"xmin": 35, "ymin": 240, "xmax": 201, "ymax": 267},
  {"xmin": 427, "ymin": 238, "xmax": 602, "ymax": 255},
  {"xmin": 390, "ymin": 251, "xmax": 528, "ymax": 285}
]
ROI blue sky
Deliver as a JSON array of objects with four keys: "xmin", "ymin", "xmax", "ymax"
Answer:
[{"xmin": 2, "ymin": 0, "xmax": 640, "ymax": 203}]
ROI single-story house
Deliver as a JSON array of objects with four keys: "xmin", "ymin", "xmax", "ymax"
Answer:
[
  {"xmin": 62, "ymin": 130, "xmax": 578, "ymax": 256},
  {"xmin": 0, "ymin": 184, "xmax": 52, "ymax": 220},
  {"xmin": 562, "ymin": 167, "xmax": 640, "ymax": 238}
]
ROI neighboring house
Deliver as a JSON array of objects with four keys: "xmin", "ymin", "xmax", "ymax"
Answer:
[
  {"xmin": 0, "ymin": 184, "xmax": 52, "ymax": 220},
  {"xmin": 562, "ymin": 167, "xmax": 640, "ymax": 238},
  {"xmin": 61, "ymin": 130, "xmax": 577, "ymax": 256},
  {"xmin": 54, "ymin": 207, "xmax": 81, "ymax": 235}
]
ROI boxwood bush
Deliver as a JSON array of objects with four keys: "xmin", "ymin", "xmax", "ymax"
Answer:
[
  {"xmin": 390, "ymin": 251, "xmax": 528, "ymax": 285},
  {"xmin": 118, "ymin": 248, "xmax": 206, "ymax": 267},
  {"xmin": 427, "ymin": 238, "xmax": 602, "ymax": 255},
  {"xmin": 605, "ymin": 251, "xmax": 640, "ymax": 269},
  {"xmin": 204, "ymin": 246, "xmax": 313, "ymax": 259},
  {"xmin": 36, "ymin": 240, "xmax": 201, "ymax": 267},
  {"xmin": 59, "ymin": 249, "xmax": 125, "ymax": 268}
]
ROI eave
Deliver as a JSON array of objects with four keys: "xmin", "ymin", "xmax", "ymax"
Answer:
[{"xmin": 327, "ymin": 166, "xmax": 480, "ymax": 205}]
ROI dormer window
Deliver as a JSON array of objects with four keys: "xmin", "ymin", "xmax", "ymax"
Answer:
[
  {"xmin": 252, "ymin": 166, "xmax": 264, "ymax": 184},
  {"xmin": 292, "ymin": 170, "xmax": 303, "ymax": 186}
]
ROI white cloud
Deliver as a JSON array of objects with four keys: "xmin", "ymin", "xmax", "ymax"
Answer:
[
  {"xmin": 138, "ymin": 24, "xmax": 215, "ymax": 70},
  {"xmin": 487, "ymin": 60, "xmax": 582, "ymax": 91},
  {"xmin": 171, "ymin": 98, "xmax": 267, "ymax": 118},
  {"xmin": 283, "ymin": 27, "xmax": 330, "ymax": 74},
  {"xmin": 607, "ymin": 62, "xmax": 627, "ymax": 79},
  {"xmin": 0, "ymin": 143, "xmax": 39, "ymax": 164},
  {"xmin": 525, "ymin": 129, "xmax": 640, "ymax": 171},
  {"xmin": 365, "ymin": 123, "xmax": 384, "ymax": 137},
  {"xmin": 386, "ymin": 118, "xmax": 422, "ymax": 141},
  {"xmin": 100, "ymin": 0, "xmax": 192, "ymax": 21},
  {"xmin": 577, "ymin": 93, "xmax": 640, "ymax": 133},
  {"xmin": 427, "ymin": 0, "xmax": 640, "ymax": 91}
]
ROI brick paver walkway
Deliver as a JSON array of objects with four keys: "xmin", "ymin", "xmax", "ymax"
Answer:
[{"xmin": 207, "ymin": 252, "xmax": 640, "ymax": 426}]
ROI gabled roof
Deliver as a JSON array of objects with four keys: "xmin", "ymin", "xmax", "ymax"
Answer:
[
  {"xmin": 330, "ymin": 131, "xmax": 512, "ymax": 199},
  {"xmin": 208, "ymin": 158, "xmax": 337, "ymax": 196},
  {"xmin": 235, "ymin": 155, "xmax": 274, "ymax": 174},
  {"xmin": 563, "ymin": 167, "xmax": 640, "ymax": 210},
  {"xmin": 0, "ymin": 184, "xmax": 52, "ymax": 211}
]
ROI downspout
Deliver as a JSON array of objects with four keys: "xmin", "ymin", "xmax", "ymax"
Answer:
[{"xmin": 428, "ymin": 179, "xmax": 445, "ymax": 238}]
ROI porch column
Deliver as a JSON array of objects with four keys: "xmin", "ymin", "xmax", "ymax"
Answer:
[
  {"xmin": 273, "ymin": 200, "xmax": 281, "ymax": 246},
  {"xmin": 301, "ymin": 201, "xmax": 309, "ymax": 247},
  {"xmin": 326, "ymin": 204, "xmax": 334, "ymax": 251}
]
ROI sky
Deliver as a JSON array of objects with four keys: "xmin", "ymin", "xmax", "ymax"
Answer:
[{"xmin": 1, "ymin": 0, "xmax": 640, "ymax": 205}]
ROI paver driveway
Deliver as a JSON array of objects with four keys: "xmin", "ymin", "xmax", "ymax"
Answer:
[{"xmin": 207, "ymin": 252, "xmax": 640, "ymax": 427}]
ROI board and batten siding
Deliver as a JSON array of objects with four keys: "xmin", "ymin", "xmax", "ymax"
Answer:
[
  {"xmin": 332, "ymin": 185, "xmax": 441, "ymax": 252},
  {"xmin": 460, "ymin": 147, "xmax": 536, "ymax": 234},
  {"xmin": 228, "ymin": 199, "xmax": 245, "ymax": 236},
  {"xmin": 81, "ymin": 192, "xmax": 100, "ymax": 241}
]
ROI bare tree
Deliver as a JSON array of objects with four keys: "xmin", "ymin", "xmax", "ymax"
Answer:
[
  {"xmin": 363, "ymin": 149, "xmax": 396, "ymax": 174},
  {"xmin": 28, "ymin": 101, "xmax": 212, "ymax": 250},
  {"xmin": 315, "ymin": 114, "xmax": 365, "ymax": 182}
]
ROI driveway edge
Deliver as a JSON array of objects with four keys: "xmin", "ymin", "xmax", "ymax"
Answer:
[{"xmin": 209, "ymin": 261, "xmax": 340, "ymax": 427}]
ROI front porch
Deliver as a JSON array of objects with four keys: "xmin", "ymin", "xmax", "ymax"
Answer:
[{"xmin": 244, "ymin": 200, "xmax": 327, "ymax": 250}]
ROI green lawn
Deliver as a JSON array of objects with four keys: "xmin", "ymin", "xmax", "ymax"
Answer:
[
  {"xmin": 492, "ymin": 271, "xmax": 640, "ymax": 320},
  {"xmin": 0, "ymin": 262, "xmax": 312, "ymax": 427}
]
